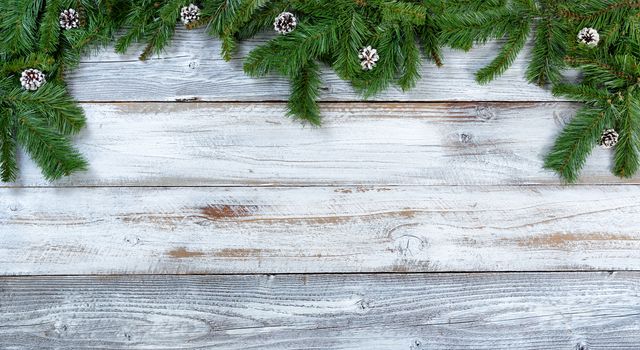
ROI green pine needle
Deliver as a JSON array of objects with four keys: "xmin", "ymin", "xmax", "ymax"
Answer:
[
  {"xmin": 0, "ymin": 0, "xmax": 638, "ymax": 182},
  {"xmin": 287, "ymin": 61, "xmax": 322, "ymax": 125},
  {"xmin": 543, "ymin": 107, "xmax": 612, "ymax": 183},
  {"xmin": 0, "ymin": 108, "xmax": 18, "ymax": 182}
]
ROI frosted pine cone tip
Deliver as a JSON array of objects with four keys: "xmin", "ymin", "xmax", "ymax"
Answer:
[
  {"xmin": 20, "ymin": 69, "xmax": 46, "ymax": 91},
  {"xmin": 180, "ymin": 4, "xmax": 201, "ymax": 25},
  {"xmin": 59, "ymin": 8, "xmax": 80, "ymax": 30},
  {"xmin": 359, "ymin": 46, "xmax": 379, "ymax": 71},
  {"xmin": 274, "ymin": 12, "xmax": 297, "ymax": 34},
  {"xmin": 578, "ymin": 27, "xmax": 599, "ymax": 47},
  {"xmin": 599, "ymin": 129, "xmax": 619, "ymax": 149}
]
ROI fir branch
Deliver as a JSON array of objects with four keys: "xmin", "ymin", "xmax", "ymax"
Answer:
[
  {"xmin": 398, "ymin": 26, "xmax": 422, "ymax": 90},
  {"xmin": 543, "ymin": 107, "xmax": 612, "ymax": 182},
  {"xmin": 287, "ymin": 61, "xmax": 322, "ymax": 125},
  {"xmin": 526, "ymin": 2, "xmax": 567, "ymax": 86},
  {"xmin": 0, "ymin": 0, "xmax": 41, "ymax": 55},
  {"xmin": 332, "ymin": 10, "xmax": 370, "ymax": 80},
  {"xmin": 38, "ymin": 0, "xmax": 62, "ymax": 54},
  {"xmin": 559, "ymin": 0, "xmax": 640, "ymax": 21},
  {"xmin": 567, "ymin": 55, "xmax": 638, "ymax": 88},
  {"xmin": 16, "ymin": 110, "xmax": 87, "ymax": 181},
  {"xmin": 139, "ymin": 0, "xmax": 185, "ymax": 60},
  {"xmin": 0, "ymin": 107, "xmax": 18, "ymax": 182},
  {"xmin": 381, "ymin": 2, "xmax": 427, "ymax": 25},
  {"xmin": 613, "ymin": 91, "xmax": 640, "ymax": 177},
  {"xmin": 5, "ymin": 84, "xmax": 86, "ymax": 135},
  {"xmin": 418, "ymin": 12, "xmax": 443, "ymax": 66},
  {"xmin": 244, "ymin": 20, "xmax": 338, "ymax": 77},
  {"xmin": 475, "ymin": 19, "xmax": 529, "ymax": 84},
  {"xmin": 553, "ymin": 83, "xmax": 614, "ymax": 107},
  {"xmin": 219, "ymin": 0, "xmax": 270, "ymax": 60}
]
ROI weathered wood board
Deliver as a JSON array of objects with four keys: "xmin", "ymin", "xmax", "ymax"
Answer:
[
  {"xmin": 3, "ymin": 185, "xmax": 640, "ymax": 275},
  {"xmin": 3, "ymin": 28, "xmax": 639, "ymax": 349},
  {"xmin": 68, "ymin": 29, "xmax": 565, "ymax": 102},
  {"xmin": 7, "ymin": 102, "xmax": 638, "ymax": 187},
  {"xmin": 1, "ymin": 273, "xmax": 639, "ymax": 349}
]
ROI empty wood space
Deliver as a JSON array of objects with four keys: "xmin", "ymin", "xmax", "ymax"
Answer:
[
  {"xmin": 1, "ymin": 29, "xmax": 638, "ymax": 349},
  {"xmin": 2, "ymin": 273, "xmax": 639, "ymax": 349}
]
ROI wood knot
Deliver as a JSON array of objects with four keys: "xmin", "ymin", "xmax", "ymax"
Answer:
[
  {"xmin": 123, "ymin": 235, "xmax": 140, "ymax": 246},
  {"xmin": 356, "ymin": 298, "xmax": 372, "ymax": 312},
  {"xmin": 475, "ymin": 105, "xmax": 496, "ymax": 121},
  {"xmin": 188, "ymin": 60, "xmax": 200, "ymax": 69},
  {"xmin": 410, "ymin": 339, "xmax": 424, "ymax": 350},
  {"xmin": 575, "ymin": 342, "xmax": 589, "ymax": 350},
  {"xmin": 459, "ymin": 133, "xmax": 473, "ymax": 144}
]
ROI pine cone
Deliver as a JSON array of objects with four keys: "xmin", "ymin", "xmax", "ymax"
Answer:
[
  {"xmin": 59, "ymin": 8, "xmax": 80, "ymax": 30},
  {"xmin": 359, "ymin": 46, "xmax": 379, "ymax": 71},
  {"xmin": 274, "ymin": 12, "xmax": 297, "ymax": 34},
  {"xmin": 599, "ymin": 129, "xmax": 619, "ymax": 149},
  {"xmin": 180, "ymin": 4, "xmax": 200, "ymax": 25},
  {"xmin": 577, "ymin": 27, "xmax": 599, "ymax": 47},
  {"xmin": 20, "ymin": 69, "xmax": 46, "ymax": 91}
]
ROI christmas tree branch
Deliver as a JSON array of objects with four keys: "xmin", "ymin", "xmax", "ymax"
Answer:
[
  {"xmin": 0, "ymin": 107, "xmax": 18, "ymax": 182},
  {"xmin": 613, "ymin": 91, "xmax": 640, "ymax": 177},
  {"xmin": 543, "ymin": 107, "xmax": 612, "ymax": 182},
  {"xmin": 0, "ymin": 0, "xmax": 638, "ymax": 183}
]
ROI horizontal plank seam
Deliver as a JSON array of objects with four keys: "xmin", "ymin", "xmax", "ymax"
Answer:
[
  {"xmin": 0, "ymin": 271, "xmax": 627, "ymax": 278},
  {"xmin": 73, "ymin": 99, "xmax": 568, "ymax": 104},
  {"xmin": 3, "ymin": 183, "xmax": 640, "ymax": 189}
]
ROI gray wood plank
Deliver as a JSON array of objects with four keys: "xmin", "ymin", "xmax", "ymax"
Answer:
[
  {"xmin": 68, "ymin": 29, "xmax": 561, "ymax": 102},
  {"xmin": 1, "ymin": 273, "xmax": 639, "ymax": 349},
  {"xmin": 3, "ymin": 185, "xmax": 640, "ymax": 275},
  {"xmin": 8, "ymin": 102, "xmax": 637, "ymax": 187}
]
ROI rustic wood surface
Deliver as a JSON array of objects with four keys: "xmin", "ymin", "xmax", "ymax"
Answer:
[
  {"xmin": 7, "ymin": 102, "xmax": 638, "ymax": 187},
  {"xmin": 2, "ymin": 29, "xmax": 639, "ymax": 349},
  {"xmin": 67, "ymin": 30, "xmax": 565, "ymax": 102},
  {"xmin": 2, "ymin": 185, "xmax": 640, "ymax": 274},
  {"xmin": 1, "ymin": 273, "xmax": 639, "ymax": 349}
]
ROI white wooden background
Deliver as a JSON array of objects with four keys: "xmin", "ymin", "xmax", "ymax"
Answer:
[{"xmin": 1, "ymin": 29, "xmax": 640, "ymax": 349}]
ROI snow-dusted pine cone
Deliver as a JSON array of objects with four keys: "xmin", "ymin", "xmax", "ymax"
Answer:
[
  {"xmin": 599, "ymin": 129, "xmax": 619, "ymax": 148},
  {"xmin": 359, "ymin": 46, "xmax": 379, "ymax": 71},
  {"xmin": 274, "ymin": 12, "xmax": 297, "ymax": 34},
  {"xmin": 180, "ymin": 4, "xmax": 200, "ymax": 25},
  {"xmin": 20, "ymin": 69, "xmax": 46, "ymax": 91},
  {"xmin": 577, "ymin": 27, "xmax": 599, "ymax": 47},
  {"xmin": 59, "ymin": 8, "xmax": 80, "ymax": 30}
]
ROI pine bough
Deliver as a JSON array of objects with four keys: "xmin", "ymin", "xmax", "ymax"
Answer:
[{"xmin": 1, "ymin": 0, "xmax": 638, "ymax": 182}]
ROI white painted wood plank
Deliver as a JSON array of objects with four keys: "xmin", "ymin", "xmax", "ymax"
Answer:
[
  {"xmin": 1, "ymin": 273, "xmax": 639, "ymax": 349},
  {"xmin": 8, "ymin": 102, "xmax": 637, "ymax": 187},
  {"xmin": 2, "ymin": 185, "xmax": 640, "ymax": 275},
  {"xmin": 68, "ymin": 29, "xmax": 560, "ymax": 102}
]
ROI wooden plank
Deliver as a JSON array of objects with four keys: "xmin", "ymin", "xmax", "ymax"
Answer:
[
  {"xmin": 67, "ymin": 29, "xmax": 562, "ymax": 102},
  {"xmin": 3, "ymin": 185, "xmax": 640, "ymax": 275},
  {"xmin": 1, "ymin": 273, "xmax": 639, "ymax": 349},
  {"xmin": 8, "ymin": 102, "xmax": 638, "ymax": 187}
]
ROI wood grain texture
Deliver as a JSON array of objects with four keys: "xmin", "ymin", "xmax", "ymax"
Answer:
[
  {"xmin": 1, "ymin": 273, "xmax": 639, "ymax": 349},
  {"xmin": 67, "ymin": 29, "xmax": 565, "ymax": 102},
  {"xmin": 7, "ymin": 102, "xmax": 638, "ymax": 187},
  {"xmin": 3, "ymin": 185, "xmax": 640, "ymax": 275}
]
